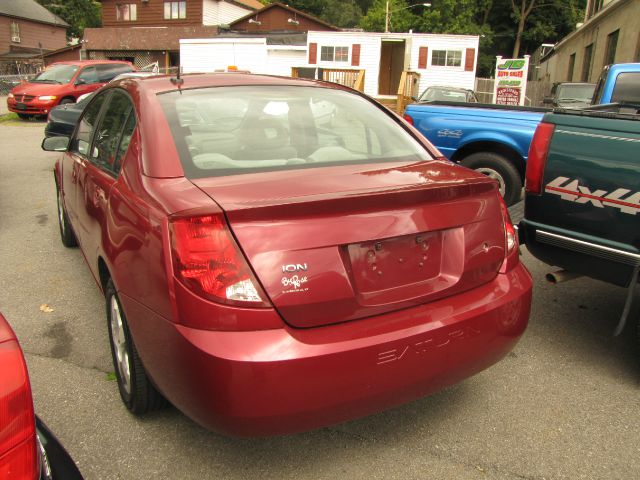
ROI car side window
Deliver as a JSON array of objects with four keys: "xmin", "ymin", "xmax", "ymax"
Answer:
[
  {"xmin": 113, "ymin": 111, "xmax": 137, "ymax": 173},
  {"xmin": 96, "ymin": 64, "xmax": 133, "ymax": 83},
  {"xmin": 77, "ymin": 66, "xmax": 99, "ymax": 85},
  {"xmin": 90, "ymin": 90, "xmax": 135, "ymax": 175},
  {"xmin": 72, "ymin": 94, "xmax": 107, "ymax": 156}
]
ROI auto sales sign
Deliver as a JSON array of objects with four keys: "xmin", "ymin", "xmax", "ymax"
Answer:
[{"xmin": 492, "ymin": 55, "xmax": 530, "ymax": 106}]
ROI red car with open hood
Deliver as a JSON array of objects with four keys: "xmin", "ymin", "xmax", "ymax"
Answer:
[{"xmin": 42, "ymin": 73, "xmax": 532, "ymax": 436}]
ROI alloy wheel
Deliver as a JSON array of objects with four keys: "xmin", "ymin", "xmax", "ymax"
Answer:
[
  {"xmin": 57, "ymin": 190, "xmax": 66, "ymax": 236},
  {"xmin": 109, "ymin": 296, "xmax": 131, "ymax": 395}
]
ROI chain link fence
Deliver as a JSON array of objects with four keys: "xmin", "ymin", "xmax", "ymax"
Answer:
[
  {"xmin": 474, "ymin": 78, "xmax": 552, "ymax": 107},
  {"xmin": 0, "ymin": 74, "xmax": 37, "ymax": 95}
]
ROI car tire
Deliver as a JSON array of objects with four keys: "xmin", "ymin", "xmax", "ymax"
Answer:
[
  {"xmin": 59, "ymin": 98, "xmax": 75, "ymax": 105},
  {"xmin": 56, "ymin": 186, "xmax": 78, "ymax": 248},
  {"xmin": 17, "ymin": 113, "xmax": 32, "ymax": 120},
  {"xmin": 460, "ymin": 152, "xmax": 523, "ymax": 206},
  {"xmin": 105, "ymin": 279, "xmax": 166, "ymax": 414}
]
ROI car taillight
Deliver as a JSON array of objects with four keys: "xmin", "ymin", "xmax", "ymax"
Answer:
[
  {"xmin": 0, "ymin": 317, "xmax": 38, "ymax": 480},
  {"xmin": 498, "ymin": 196, "xmax": 519, "ymax": 273},
  {"xmin": 526, "ymin": 122, "xmax": 555, "ymax": 195},
  {"xmin": 170, "ymin": 214, "xmax": 270, "ymax": 308},
  {"xmin": 403, "ymin": 114, "xmax": 414, "ymax": 126}
]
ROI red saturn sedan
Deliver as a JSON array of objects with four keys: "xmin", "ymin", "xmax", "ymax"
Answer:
[{"xmin": 42, "ymin": 73, "xmax": 532, "ymax": 436}]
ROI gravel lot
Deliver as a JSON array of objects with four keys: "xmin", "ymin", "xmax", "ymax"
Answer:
[{"xmin": 0, "ymin": 120, "xmax": 638, "ymax": 480}]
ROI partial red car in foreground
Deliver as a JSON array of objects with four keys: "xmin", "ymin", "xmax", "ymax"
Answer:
[
  {"xmin": 42, "ymin": 73, "xmax": 532, "ymax": 436},
  {"xmin": 0, "ymin": 313, "xmax": 84, "ymax": 479}
]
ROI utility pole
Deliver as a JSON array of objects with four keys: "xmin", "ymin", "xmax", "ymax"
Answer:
[{"xmin": 385, "ymin": 1, "xmax": 390, "ymax": 33}]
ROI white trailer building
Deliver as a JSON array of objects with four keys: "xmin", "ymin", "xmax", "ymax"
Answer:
[{"xmin": 180, "ymin": 30, "xmax": 479, "ymax": 99}]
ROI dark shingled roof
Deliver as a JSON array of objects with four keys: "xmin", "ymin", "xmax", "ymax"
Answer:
[
  {"xmin": 230, "ymin": 2, "xmax": 339, "ymax": 31},
  {"xmin": 0, "ymin": 0, "xmax": 69, "ymax": 27},
  {"xmin": 215, "ymin": 32, "xmax": 308, "ymax": 46},
  {"xmin": 83, "ymin": 26, "xmax": 221, "ymax": 51}
]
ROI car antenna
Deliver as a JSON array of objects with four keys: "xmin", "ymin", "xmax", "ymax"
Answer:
[{"xmin": 170, "ymin": 66, "xmax": 183, "ymax": 87}]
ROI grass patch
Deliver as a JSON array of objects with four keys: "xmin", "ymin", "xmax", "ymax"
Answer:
[
  {"xmin": 106, "ymin": 372, "xmax": 117, "ymax": 381},
  {"xmin": 0, "ymin": 113, "xmax": 44, "ymax": 125},
  {"xmin": 0, "ymin": 113, "xmax": 19, "ymax": 123}
]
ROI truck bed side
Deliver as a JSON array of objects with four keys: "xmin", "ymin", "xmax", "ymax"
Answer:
[
  {"xmin": 520, "ymin": 108, "xmax": 640, "ymax": 287},
  {"xmin": 403, "ymin": 101, "xmax": 547, "ymax": 205},
  {"xmin": 404, "ymin": 102, "xmax": 545, "ymax": 161}
]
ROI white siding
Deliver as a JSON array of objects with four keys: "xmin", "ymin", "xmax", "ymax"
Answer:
[
  {"xmin": 218, "ymin": 1, "xmax": 252, "ymax": 25},
  {"xmin": 265, "ymin": 48, "xmax": 307, "ymax": 76},
  {"xmin": 180, "ymin": 38, "xmax": 267, "ymax": 73},
  {"xmin": 409, "ymin": 34, "xmax": 479, "ymax": 95},
  {"xmin": 181, "ymin": 31, "xmax": 479, "ymax": 97},
  {"xmin": 307, "ymin": 31, "xmax": 478, "ymax": 97},
  {"xmin": 308, "ymin": 31, "xmax": 381, "ymax": 96},
  {"xmin": 202, "ymin": 0, "xmax": 219, "ymax": 25},
  {"xmin": 202, "ymin": 0, "xmax": 252, "ymax": 26}
]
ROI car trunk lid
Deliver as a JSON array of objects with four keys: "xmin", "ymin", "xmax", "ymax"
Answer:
[{"xmin": 191, "ymin": 160, "xmax": 506, "ymax": 328}]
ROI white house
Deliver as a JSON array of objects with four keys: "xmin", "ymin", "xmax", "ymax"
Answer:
[
  {"xmin": 180, "ymin": 31, "xmax": 479, "ymax": 98},
  {"xmin": 181, "ymin": 34, "xmax": 307, "ymax": 77},
  {"xmin": 306, "ymin": 31, "xmax": 478, "ymax": 98},
  {"xmin": 202, "ymin": 0, "xmax": 261, "ymax": 26}
]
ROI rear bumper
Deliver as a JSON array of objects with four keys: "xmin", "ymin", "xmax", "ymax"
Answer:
[
  {"xmin": 122, "ymin": 264, "xmax": 532, "ymax": 436},
  {"xmin": 519, "ymin": 219, "xmax": 639, "ymax": 287}
]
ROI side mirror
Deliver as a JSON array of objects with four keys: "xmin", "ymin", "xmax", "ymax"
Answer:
[
  {"xmin": 42, "ymin": 136, "xmax": 70, "ymax": 152},
  {"xmin": 75, "ymin": 78, "xmax": 86, "ymax": 85},
  {"xmin": 542, "ymin": 97, "xmax": 553, "ymax": 105}
]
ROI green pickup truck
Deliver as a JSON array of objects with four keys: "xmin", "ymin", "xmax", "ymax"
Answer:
[{"xmin": 519, "ymin": 102, "xmax": 640, "ymax": 335}]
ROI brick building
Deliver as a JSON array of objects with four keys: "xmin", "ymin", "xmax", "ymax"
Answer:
[
  {"xmin": 0, "ymin": 0, "xmax": 68, "ymax": 74},
  {"xmin": 536, "ymin": 0, "xmax": 640, "ymax": 85},
  {"xmin": 83, "ymin": 0, "xmax": 263, "ymax": 70}
]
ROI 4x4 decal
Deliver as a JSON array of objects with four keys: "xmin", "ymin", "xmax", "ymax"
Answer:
[{"xmin": 545, "ymin": 176, "xmax": 640, "ymax": 215}]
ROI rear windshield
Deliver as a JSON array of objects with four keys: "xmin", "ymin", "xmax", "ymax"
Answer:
[
  {"xmin": 32, "ymin": 64, "xmax": 79, "ymax": 84},
  {"xmin": 611, "ymin": 72, "xmax": 640, "ymax": 104},
  {"xmin": 419, "ymin": 88, "xmax": 468, "ymax": 102},
  {"xmin": 556, "ymin": 84, "xmax": 595, "ymax": 102},
  {"xmin": 158, "ymin": 85, "xmax": 431, "ymax": 179}
]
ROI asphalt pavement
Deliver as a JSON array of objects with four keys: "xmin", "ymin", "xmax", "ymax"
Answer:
[{"xmin": 0, "ymin": 121, "xmax": 639, "ymax": 480}]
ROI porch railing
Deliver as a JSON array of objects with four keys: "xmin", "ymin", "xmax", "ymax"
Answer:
[
  {"xmin": 291, "ymin": 67, "xmax": 365, "ymax": 92},
  {"xmin": 396, "ymin": 71, "xmax": 420, "ymax": 114}
]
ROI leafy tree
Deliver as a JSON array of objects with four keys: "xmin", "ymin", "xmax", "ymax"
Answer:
[
  {"xmin": 279, "ymin": 0, "xmax": 363, "ymax": 28},
  {"xmin": 279, "ymin": 0, "xmax": 325, "ymax": 17},
  {"xmin": 510, "ymin": 0, "xmax": 536, "ymax": 57},
  {"xmin": 317, "ymin": 0, "xmax": 364, "ymax": 28},
  {"xmin": 518, "ymin": 0, "xmax": 585, "ymax": 54},
  {"xmin": 418, "ymin": 0, "xmax": 479, "ymax": 34},
  {"xmin": 360, "ymin": 0, "xmax": 422, "ymax": 33},
  {"xmin": 36, "ymin": 0, "xmax": 101, "ymax": 39}
]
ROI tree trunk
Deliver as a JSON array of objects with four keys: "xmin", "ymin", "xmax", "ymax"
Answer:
[
  {"xmin": 511, "ymin": 0, "xmax": 536, "ymax": 58},
  {"xmin": 481, "ymin": 0, "xmax": 493, "ymax": 26}
]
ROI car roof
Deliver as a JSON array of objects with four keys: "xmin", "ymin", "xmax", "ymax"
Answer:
[
  {"xmin": 49, "ymin": 60, "xmax": 132, "ymax": 67},
  {"xmin": 607, "ymin": 62, "xmax": 640, "ymax": 75},
  {"xmin": 111, "ymin": 71, "xmax": 157, "ymax": 81},
  {"xmin": 124, "ymin": 73, "xmax": 346, "ymax": 96},
  {"xmin": 558, "ymin": 82, "xmax": 595, "ymax": 87},
  {"xmin": 425, "ymin": 85, "xmax": 472, "ymax": 92}
]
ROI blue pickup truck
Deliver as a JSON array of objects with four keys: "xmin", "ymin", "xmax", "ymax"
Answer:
[{"xmin": 403, "ymin": 63, "xmax": 640, "ymax": 206}]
